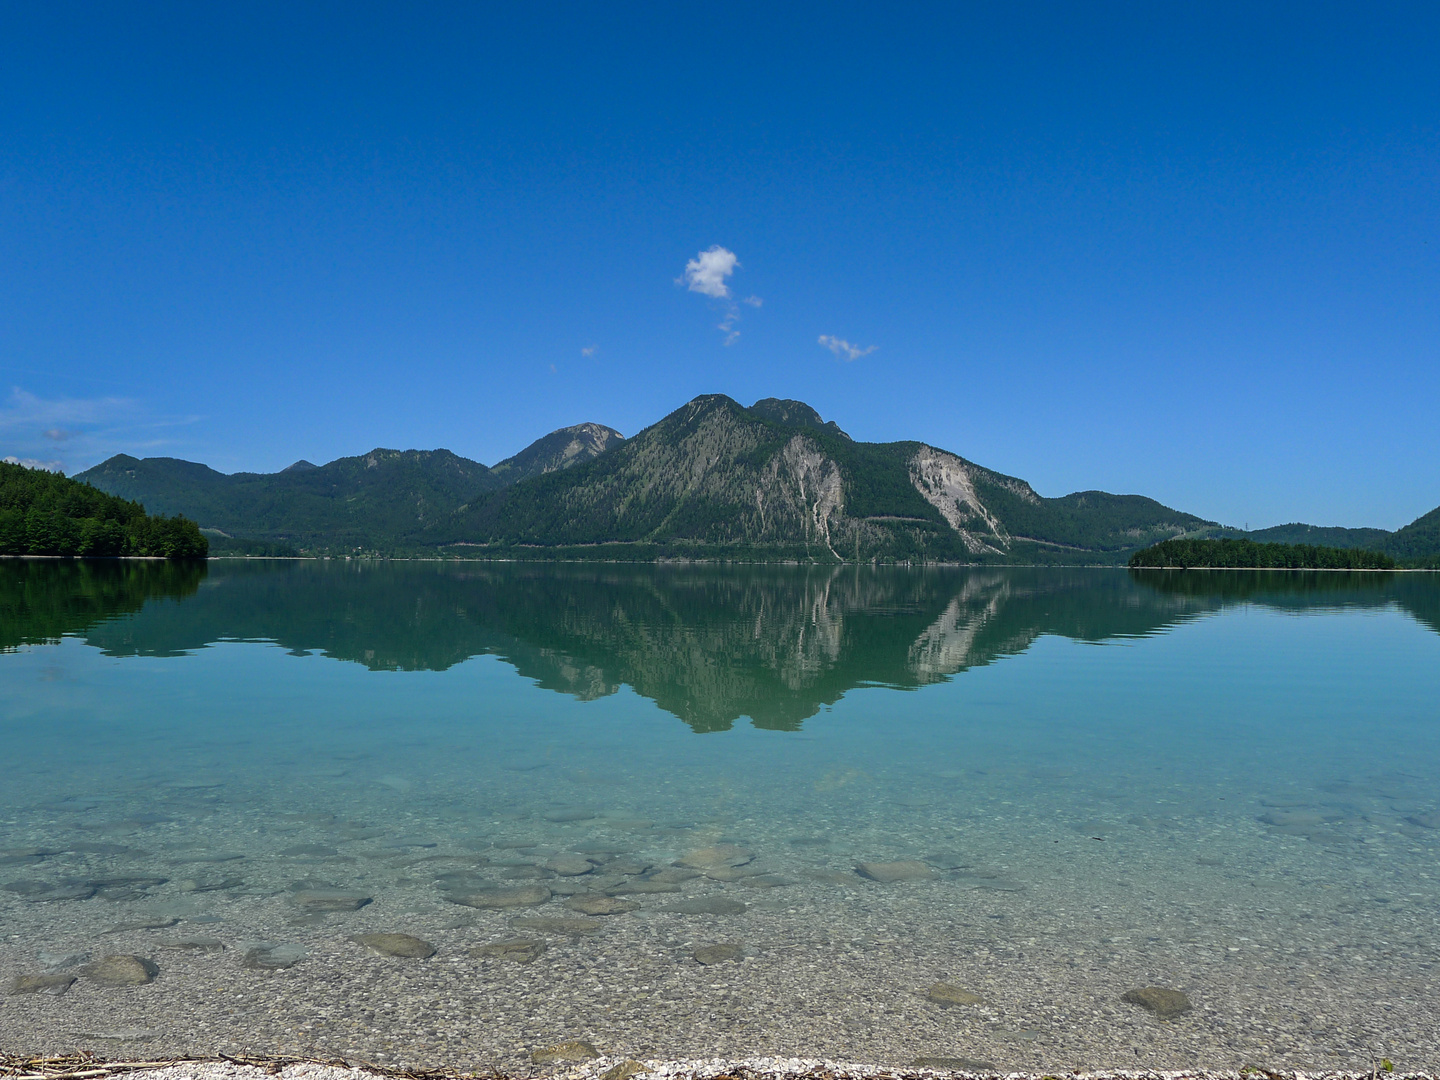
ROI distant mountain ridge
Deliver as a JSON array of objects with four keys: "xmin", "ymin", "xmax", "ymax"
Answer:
[
  {"xmin": 72, "ymin": 393, "xmax": 1440, "ymax": 565},
  {"xmin": 489, "ymin": 423, "xmax": 623, "ymax": 486},
  {"xmin": 446, "ymin": 394, "xmax": 1212, "ymax": 562}
]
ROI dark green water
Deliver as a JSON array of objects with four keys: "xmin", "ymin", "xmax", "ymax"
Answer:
[{"xmin": 2, "ymin": 561, "xmax": 1439, "ymax": 1072}]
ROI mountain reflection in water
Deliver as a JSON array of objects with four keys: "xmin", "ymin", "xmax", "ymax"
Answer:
[{"xmin": 3, "ymin": 559, "xmax": 1434, "ymax": 732}]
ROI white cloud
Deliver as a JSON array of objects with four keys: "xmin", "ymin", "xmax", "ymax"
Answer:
[
  {"xmin": 4, "ymin": 455, "xmax": 63, "ymax": 471},
  {"xmin": 581, "ymin": 344, "xmax": 598, "ymax": 357},
  {"xmin": 677, "ymin": 246, "xmax": 764, "ymax": 344},
  {"xmin": 679, "ymin": 245, "xmax": 739, "ymax": 298},
  {"xmin": 819, "ymin": 335, "xmax": 877, "ymax": 362}
]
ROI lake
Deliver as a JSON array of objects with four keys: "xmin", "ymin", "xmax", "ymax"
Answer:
[{"xmin": 2, "ymin": 560, "xmax": 1438, "ymax": 1073}]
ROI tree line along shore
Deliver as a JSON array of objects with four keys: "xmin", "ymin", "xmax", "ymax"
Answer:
[
  {"xmin": 0, "ymin": 461, "xmax": 207, "ymax": 559},
  {"xmin": 1129, "ymin": 537, "xmax": 1395, "ymax": 570}
]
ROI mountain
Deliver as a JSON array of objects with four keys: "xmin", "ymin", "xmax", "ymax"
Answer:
[
  {"xmin": 76, "ymin": 394, "xmax": 1220, "ymax": 561},
  {"xmin": 82, "ymin": 392, "xmax": 1438, "ymax": 566},
  {"xmin": 79, "ymin": 447, "xmax": 502, "ymax": 549},
  {"xmin": 447, "ymin": 394, "xmax": 1213, "ymax": 562},
  {"xmin": 747, "ymin": 397, "xmax": 851, "ymax": 439},
  {"xmin": 488, "ymin": 423, "xmax": 623, "ymax": 485},
  {"xmin": 76, "ymin": 423, "xmax": 623, "ymax": 551}
]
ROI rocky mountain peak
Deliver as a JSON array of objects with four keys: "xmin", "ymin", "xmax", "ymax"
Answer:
[{"xmin": 749, "ymin": 398, "xmax": 851, "ymax": 440}]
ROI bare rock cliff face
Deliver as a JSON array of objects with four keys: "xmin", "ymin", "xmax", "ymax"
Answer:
[{"xmin": 908, "ymin": 446, "xmax": 1012, "ymax": 555}]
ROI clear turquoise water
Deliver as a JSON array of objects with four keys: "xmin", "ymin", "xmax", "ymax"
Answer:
[{"xmin": 2, "ymin": 562, "xmax": 1439, "ymax": 1072}]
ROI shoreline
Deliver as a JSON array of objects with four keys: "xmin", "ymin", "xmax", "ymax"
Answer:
[{"xmin": 2, "ymin": 1055, "xmax": 1432, "ymax": 1080}]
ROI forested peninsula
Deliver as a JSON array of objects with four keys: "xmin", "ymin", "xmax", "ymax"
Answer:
[
  {"xmin": 1129, "ymin": 537, "xmax": 1394, "ymax": 570},
  {"xmin": 0, "ymin": 461, "xmax": 208, "ymax": 558}
]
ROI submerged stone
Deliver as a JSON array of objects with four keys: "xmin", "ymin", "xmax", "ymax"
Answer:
[
  {"xmin": 157, "ymin": 937, "xmax": 224, "ymax": 952},
  {"xmin": 279, "ymin": 844, "xmax": 339, "ymax": 857},
  {"xmin": 567, "ymin": 894, "xmax": 639, "ymax": 915},
  {"xmin": 606, "ymin": 880, "xmax": 680, "ymax": 895},
  {"xmin": 178, "ymin": 878, "xmax": 245, "ymax": 893},
  {"xmin": 81, "ymin": 954, "xmax": 159, "ymax": 986},
  {"xmin": 449, "ymin": 884, "xmax": 551, "ymax": 909},
  {"xmin": 470, "ymin": 938, "xmax": 546, "ymax": 964},
  {"xmin": 530, "ymin": 1040, "xmax": 599, "ymax": 1065},
  {"xmin": 855, "ymin": 860, "xmax": 934, "ymax": 882},
  {"xmin": 105, "ymin": 916, "xmax": 180, "ymax": 933},
  {"xmin": 10, "ymin": 974, "xmax": 76, "ymax": 996},
  {"xmin": 926, "ymin": 982, "xmax": 984, "ymax": 1006},
  {"xmin": 240, "ymin": 942, "xmax": 307, "ymax": 970},
  {"xmin": 599, "ymin": 1060, "xmax": 646, "ymax": 1080},
  {"xmin": 38, "ymin": 950, "xmax": 90, "ymax": 970},
  {"xmin": 677, "ymin": 844, "xmax": 753, "ymax": 868},
  {"xmin": 291, "ymin": 888, "xmax": 372, "ymax": 912},
  {"xmin": 3, "ymin": 878, "xmax": 97, "ymax": 902},
  {"xmin": 1121, "ymin": 985, "xmax": 1192, "ymax": 1018},
  {"xmin": 693, "ymin": 943, "xmax": 743, "ymax": 965},
  {"xmin": 738, "ymin": 873, "xmax": 798, "ymax": 889},
  {"xmin": 355, "ymin": 932, "xmax": 436, "ymax": 958},
  {"xmin": 511, "ymin": 916, "xmax": 603, "ymax": 934},
  {"xmin": 546, "ymin": 855, "xmax": 597, "ymax": 876},
  {"xmin": 656, "ymin": 896, "xmax": 747, "ymax": 915}
]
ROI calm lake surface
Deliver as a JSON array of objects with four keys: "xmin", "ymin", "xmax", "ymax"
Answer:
[{"xmin": 3, "ymin": 561, "xmax": 1439, "ymax": 1073}]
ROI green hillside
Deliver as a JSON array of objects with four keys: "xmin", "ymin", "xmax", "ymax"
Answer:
[
  {"xmin": 1383, "ymin": 505, "xmax": 1440, "ymax": 567},
  {"xmin": 79, "ymin": 447, "xmax": 502, "ymax": 549},
  {"xmin": 0, "ymin": 461, "xmax": 207, "ymax": 558},
  {"xmin": 1242, "ymin": 522, "xmax": 1394, "ymax": 549}
]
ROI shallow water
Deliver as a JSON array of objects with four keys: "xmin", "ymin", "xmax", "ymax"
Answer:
[{"xmin": 2, "ymin": 561, "xmax": 1439, "ymax": 1072}]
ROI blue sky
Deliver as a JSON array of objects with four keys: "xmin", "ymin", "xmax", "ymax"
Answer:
[{"xmin": 2, "ymin": 3, "xmax": 1436, "ymax": 530}]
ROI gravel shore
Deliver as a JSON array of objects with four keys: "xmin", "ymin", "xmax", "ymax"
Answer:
[{"xmin": 2, "ymin": 1058, "xmax": 1435, "ymax": 1080}]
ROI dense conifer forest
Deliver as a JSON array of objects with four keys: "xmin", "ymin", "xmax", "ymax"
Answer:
[
  {"xmin": 0, "ymin": 461, "xmax": 208, "ymax": 558},
  {"xmin": 1129, "ymin": 538, "xmax": 1394, "ymax": 570}
]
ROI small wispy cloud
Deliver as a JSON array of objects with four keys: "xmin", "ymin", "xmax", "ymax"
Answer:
[
  {"xmin": 818, "ymin": 335, "xmax": 877, "ymax": 362},
  {"xmin": 0, "ymin": 388, "xmax": 137, "ymax": 431},
  {"xmin": 718, "ymin": 313, "xmax": 740, "ymax": 347},
  {"xmin": 678, "ymin": 246, "xmax": 761, "ymax": 345},
  {"xmin": 679, "ymin": 246, "xmax": 739, "ymax": 298},
  {"xmin": 581, "ymin": 344, "xmax": 598, "ymax": 357}
]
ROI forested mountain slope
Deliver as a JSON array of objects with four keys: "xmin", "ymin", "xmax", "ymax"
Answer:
[{"xmin": 448, "ymin": 395, "xmax": 1213, "ymax": 562}]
